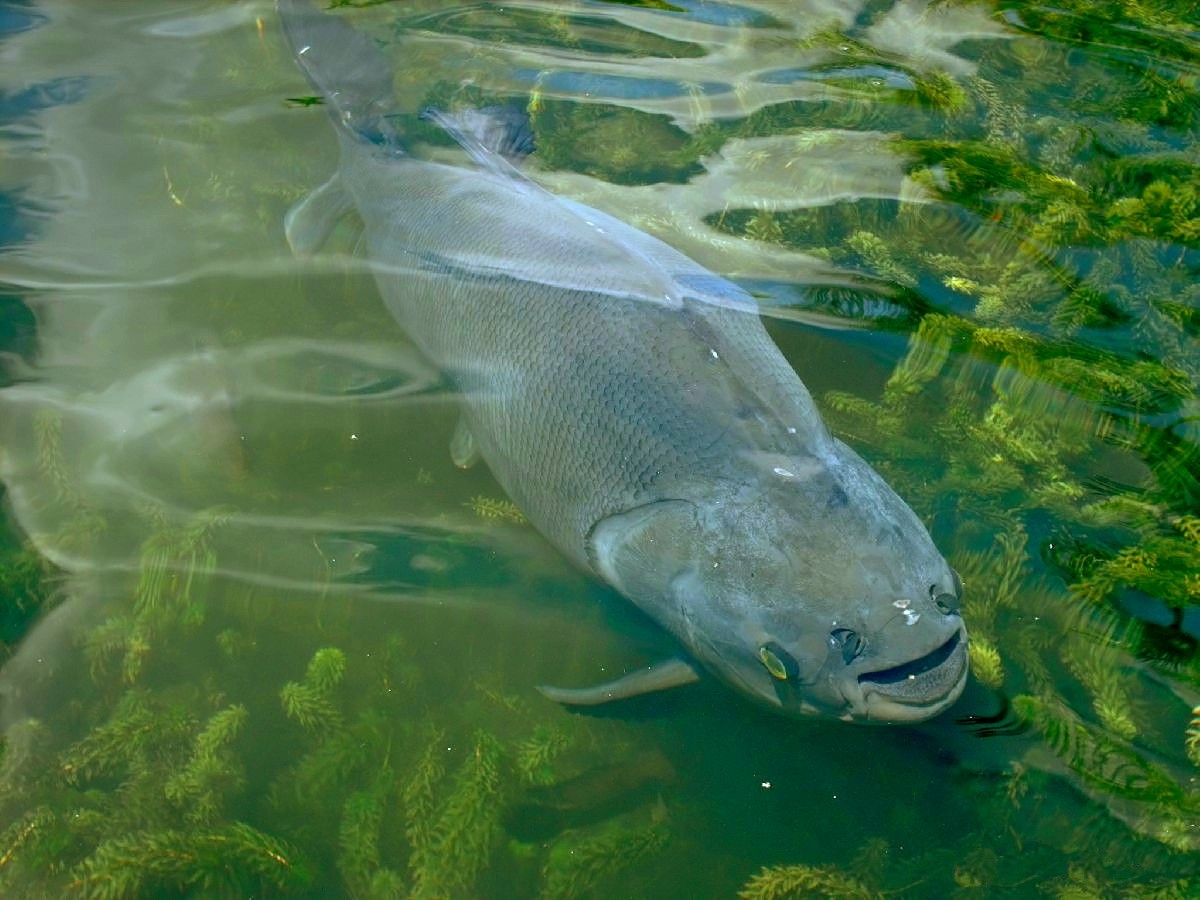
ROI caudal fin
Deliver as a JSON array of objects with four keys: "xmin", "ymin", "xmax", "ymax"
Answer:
[{"xmin": 276, "ymin": 0, "xmax": 397, "ymax": 141}]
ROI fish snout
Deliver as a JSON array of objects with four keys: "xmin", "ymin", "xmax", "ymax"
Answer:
[
  {"xmin": 839, "ymin": 581, "xmax": 969, "ymax": 722},
  {"xmin": 852, "ymin": 621, "xmax": 969, "ymax": 723}
]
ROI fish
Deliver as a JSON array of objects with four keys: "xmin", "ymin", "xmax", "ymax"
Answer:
[{"xmin": 276, "ymin": 0, "xmax": 969, "ymax": 724}]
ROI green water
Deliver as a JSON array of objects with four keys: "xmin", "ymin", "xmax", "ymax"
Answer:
[{"xmin": 0, "ymin": 0, "xmax": 1198, "ymax": 896}]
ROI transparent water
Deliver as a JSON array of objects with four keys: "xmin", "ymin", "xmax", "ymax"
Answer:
[{"xmin": 0, "ymin": 0, "xmax": 1197, "ymax": 896}]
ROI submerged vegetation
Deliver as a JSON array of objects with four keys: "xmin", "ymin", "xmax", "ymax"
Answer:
[
  {"xmin": 1, "ymin": 0, "xmax": 1199, "ymax": 896},
  {"xmin": 0, "ymin": 498, "xmax": 673, "ymax": 896}
]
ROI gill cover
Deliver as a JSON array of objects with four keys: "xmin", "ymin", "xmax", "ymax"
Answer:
[
  {"xmin": 586, "ymin": 498, "xmax": 832, "ymax": 682},
  {"xmin": 588, "ymin": 500, "xmax": 700, "ymax": 607}
]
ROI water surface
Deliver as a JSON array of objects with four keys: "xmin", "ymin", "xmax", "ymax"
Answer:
[{"xmin": 0, "ymin": 0, "xmax": 1198, "ymax": 896}]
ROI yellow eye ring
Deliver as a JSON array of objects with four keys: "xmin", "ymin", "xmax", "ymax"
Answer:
[{"xmin": 759, "ymin": 644, "xmax": 791, "ymax": 680}]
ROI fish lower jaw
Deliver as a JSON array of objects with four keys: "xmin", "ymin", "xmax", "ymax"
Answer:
[
  {"xmin": 856, "ymin": 676, "xmax": 967, "ymax": 724},
  {"xmin": 851, "ymin": 633, "xmax": 970, "ymax": 724}
]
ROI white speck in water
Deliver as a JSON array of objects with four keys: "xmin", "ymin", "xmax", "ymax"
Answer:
[
  {"xmin": 299, "ymin": 45, "xmax": 310, "ymax": 54},
  {"xmin": 350, "ymin": 433, "xmax": 358, "ymax": 441},
  {"xmin": 786, "ymin": 426, "xmax": 797, "ymax": 434},
  {"xmin": 773, "ymin": 466, "xmax": 795, "ymax": 478},
  {"xmin": 761, "ymin": 781, "xmax": 771, "ymax": 789},
  {"xmin": 710, "ymin": 348, "xmax": 720, "ymax": 359}
]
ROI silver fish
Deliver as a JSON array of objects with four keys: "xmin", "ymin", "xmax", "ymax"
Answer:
[{"xmin": 277, "ymin": 0, "xmax": 968, "ymax": 724}]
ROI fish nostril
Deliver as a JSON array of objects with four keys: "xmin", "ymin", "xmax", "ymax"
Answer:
[
  {"xmin": 930, "ymin": 584, "xmax": 961, "ymax": 615},
  {"xmin": 830, "ymin": 627, "xmax": 865, "ymax": 664}
]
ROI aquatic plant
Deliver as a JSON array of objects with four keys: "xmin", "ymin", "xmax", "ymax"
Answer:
[
  {"xmin": 0, "ymin": 518, "xmax": 54, "ymax": 661},
  {"xmin": 28, "ymin": 409, "xmax": 106, "ymax": 557},
  {"xmin": 400, "ymin": 724, "xmax": 445, "ymax": 888},
  {"xmin": 0, "ymin": 676, "xmax": 313, "ymax": 896},
  {"xmin": 408, "ymin": 729, "xmax": 504, "ymax": 898},
  {"xmin": 738, "ymin": 863, "xmax": 877, "ymax": 900},
  {"xmin": 68, "ymin": 823, "xmax": 309, "ymax": 897},
  {"xmin": 467, "ymin": 494, "xmax": 528, "ymax": 524},
  {"xmin": 516, "ymin": 724, "xmax": 574, "ymax": 786},
  {"xmin": 530, "ymin": 99, "xmax": 699, "ymax": 185},
  {"xmin": 83, "ymin": 504, "xmax": 231, "ymax": 685},
  {"xmin": 337, "ymin": 766, "xmax": 401, "ymax": 896},
  {"xmin": 1186, "ymin": 707, "xmax": 1200, "ymax": 769},
  {"xmin": 539, "ymin": 817, "xmax": 669, "ymax": 900},
  {"xmin": 280, "ymin": 646, "xmax": 346, "ymax": 733},
  {"xmin": 163, "ymin": 704, "xmax": 249, "ymax": 826},
  {"xmin": 654, "ymin": 0, "xmax": 1200, "ymax": 890},
  {"xmin": 0, "ymin": 581, "xmax": 673, "ymax": 898}
]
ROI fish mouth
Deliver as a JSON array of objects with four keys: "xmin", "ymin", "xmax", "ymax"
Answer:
[{"xmin": 855, "ymin": 630, "xmax": 968, "ymax": 722}]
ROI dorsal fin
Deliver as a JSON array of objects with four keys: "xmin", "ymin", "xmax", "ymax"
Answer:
[{"xmin": 420, "ymin": 106, "xmax": 536, "ymax": 180}]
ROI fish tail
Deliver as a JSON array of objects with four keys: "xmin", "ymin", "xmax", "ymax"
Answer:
[{"xmin": 276, "ymin": 0, "xmax": 397, "ymax": 142}]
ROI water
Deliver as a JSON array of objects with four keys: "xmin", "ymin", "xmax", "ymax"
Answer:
[{"xmin": 0, "ymin": 0, "xmax": 1198, "ymax": 896}]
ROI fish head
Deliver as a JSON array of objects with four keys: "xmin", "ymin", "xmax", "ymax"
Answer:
[{"xmin": 589, "ymin": 441, "xmax": 968, "ymax": 724}]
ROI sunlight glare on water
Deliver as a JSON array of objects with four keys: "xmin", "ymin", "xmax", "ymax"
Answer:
[{"xmin": 0, "ymin": 0, "xmax": 1198, "ymax": 896}]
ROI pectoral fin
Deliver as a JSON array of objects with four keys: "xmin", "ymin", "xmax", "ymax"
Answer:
[
  {"xmin": 538, "ymin": 657, "xmax": 700, "ymax": 707},
  {"xmin": 450, "ymin": 415, "xmax": 480, "ymax": 469},
  {"xmin": 284, "ymin": 171, "xmax": 355, "ymax": 256}
]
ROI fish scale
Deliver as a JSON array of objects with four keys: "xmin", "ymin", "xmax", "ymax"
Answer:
[{"xmin": 353, "ymin": 171, "xmax": 799, "ymax": 557}]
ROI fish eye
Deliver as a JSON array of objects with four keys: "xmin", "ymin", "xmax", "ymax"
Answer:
[
  {"xmin": 758, "ymin": 641, "xmax": 799, "ymax": 681},
  {"xmin": 830, "ymin": 627, "xmax": 865, "ymax": 664}
]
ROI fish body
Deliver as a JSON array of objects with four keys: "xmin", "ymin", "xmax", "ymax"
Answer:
[{"xmin": 278, "ymin": 0, "xmax": 968, "ymax": 723}]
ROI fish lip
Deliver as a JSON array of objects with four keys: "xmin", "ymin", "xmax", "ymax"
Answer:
[
  {"xmin": 858, "ymin": 629, "xmax": 964, "ymax": 689},
  {"xmin": 852, "ymin": 628, "xmax": 969, "ymax": 723}
]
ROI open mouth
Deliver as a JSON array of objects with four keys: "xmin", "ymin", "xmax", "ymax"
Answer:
[{"xmin": 857, "ymin": 631, "xmax": 965, "ymax": 704}]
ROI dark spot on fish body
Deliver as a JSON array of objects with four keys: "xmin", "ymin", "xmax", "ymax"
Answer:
[{"xmin": 827, "ymin": 482, "xmax": 849, "ymax": 508}]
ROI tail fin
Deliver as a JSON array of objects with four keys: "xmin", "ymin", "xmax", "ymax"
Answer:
[{"xmin": 276, "ymin": 0, "xmax": 397, "ymax": 142}]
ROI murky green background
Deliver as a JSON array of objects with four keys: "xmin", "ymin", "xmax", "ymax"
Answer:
[{"xmin": 0, "ymin": 0, "xmax": 1197, "ymax": 896}]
